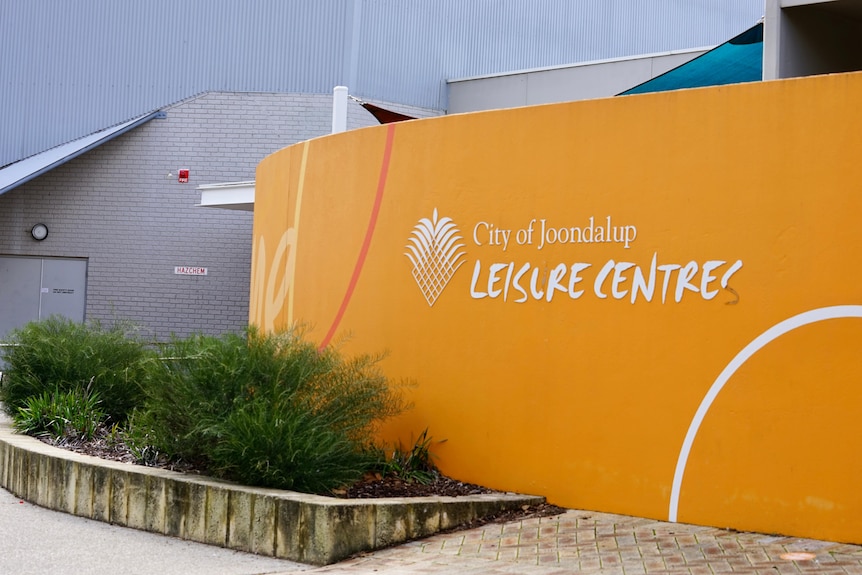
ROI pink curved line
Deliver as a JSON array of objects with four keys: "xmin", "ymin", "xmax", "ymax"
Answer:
[{"xmin": 319, "ymin": 124, "xmax": 396, "ymax": 350}]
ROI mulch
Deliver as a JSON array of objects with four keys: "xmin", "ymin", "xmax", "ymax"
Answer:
[{"xmin": 37, "ymin": 430, "xmax": 569, "ymax": 525}]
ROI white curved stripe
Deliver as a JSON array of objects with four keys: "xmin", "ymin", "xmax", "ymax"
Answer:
[{"xmin": 668, "ymin": 305, "xmax": 862, "ymax": 522}]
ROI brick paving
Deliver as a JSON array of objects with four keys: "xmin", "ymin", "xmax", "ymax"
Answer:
[{"xmin": 279, "ymin": 509, "xmax": 862, "ymax": 574}]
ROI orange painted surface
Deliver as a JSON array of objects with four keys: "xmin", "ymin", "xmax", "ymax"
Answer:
[{"xmin": 251, "ymin": 72, "xmax": 862, "ymax": 543}]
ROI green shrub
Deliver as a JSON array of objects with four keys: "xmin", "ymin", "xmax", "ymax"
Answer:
[
  {"xmin": 130, "ymin": 327, "xmax": 407, "ymax": 493},
  {"xmin": 209, "ymin": 401, "xmax": 380, "ymax": 493},
  {"xmin": 14, "ymin": 386, "xmax": 105, "ymax": 441},
  {"xmin": 383, "ymin": 428, "xmax": 440, "ymax": 485},
  {"xmin": 0, "ymin": 317, "xmax": 151, "ymax": 423}
]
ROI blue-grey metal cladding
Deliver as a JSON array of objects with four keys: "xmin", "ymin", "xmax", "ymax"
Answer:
[
  {"xmin": 0, "ymin": 0, "xmax": 350, "ymax": 167},
  {"xmin": 352, "ymin": 0, "xmax": 764, "ymax": 108},
  {"xmin": 0, "ymin": 0, "xmax": 763, "ymax": 167}
]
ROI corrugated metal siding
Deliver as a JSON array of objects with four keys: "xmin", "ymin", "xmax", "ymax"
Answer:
[
  {"xmin": 0, "ymin": 0, "xmax": 350, "ymax": 167},
  {"xmin": 0, "ymin": 0, "xmax": 762, "ymax": 167},
  {"xmin": 353, "ymin": 0, "xmax": 763, "ymax": 109}
]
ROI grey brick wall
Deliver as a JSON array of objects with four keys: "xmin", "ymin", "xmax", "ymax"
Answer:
[{"xmin": 0, "ymin": 92, "xmax": 439, "ymax": 340}]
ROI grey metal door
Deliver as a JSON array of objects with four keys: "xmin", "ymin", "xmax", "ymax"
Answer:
[
  {"xmin": 0, "ymin": 257, "xmax": 42, "ymax": 340},
  {"xmin": 39, "ymin": 258, "xmax": 87, "ymax": 324},
  {"xmin": 0, "ymin": 256, "xmax": 87, "ymax": 341}
]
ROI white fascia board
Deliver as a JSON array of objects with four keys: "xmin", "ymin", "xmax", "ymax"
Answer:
[
  {"xmin": 780, "ymin": 0, "xmax": 837, "ymax": 7},
  {"xmin": 196, "ymin": 181, "xmax": 255, "ymax": 211},
  {"xmin": 0, "ymin": 111, "xmax": 162, "ymax": 196},
  {"xmin": 447, "ymin": 47, "xmax": 713, "ymax": 84}
]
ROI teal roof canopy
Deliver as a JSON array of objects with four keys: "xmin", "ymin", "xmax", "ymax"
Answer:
[{"xmin": 619, "ymin": 22, "xmax": 763, "ymax": 96}]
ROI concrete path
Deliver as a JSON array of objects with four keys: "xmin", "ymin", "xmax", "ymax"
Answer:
[
  {"xmin": 4, "ymin": 483, "xmax": 862, "ymax": 575},
  {"xmin": 0, "ymin": 486, "xmax": 308, "ymax": 575}
]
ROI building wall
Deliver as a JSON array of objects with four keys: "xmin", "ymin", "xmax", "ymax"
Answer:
[
  {"xmin": 252, "ymin": 72, "xmax": 862, "ymax": 543},
  {"xmin": 764, "ymin": 0, "xmax": 862, "ymax": 80},
  {"xmin": 0, "ymin": 92, "xmax": 435, "ymax": 340},
  {"xmin": 0, "ymin": 0, "xmax": 763, "ymax": 166},
  {"xmin": 448, "ymin": 49, "xmax": 708, "ymax": 113}
]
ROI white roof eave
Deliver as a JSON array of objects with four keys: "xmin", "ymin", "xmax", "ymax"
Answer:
[{"xmin": 196, "ymin": 180, "xmax": 255, "ymax": 211}]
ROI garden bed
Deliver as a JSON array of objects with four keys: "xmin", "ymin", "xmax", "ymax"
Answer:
[{"xmin": 0, "ymin": 415, "xmax": 547, "ymax": 565}]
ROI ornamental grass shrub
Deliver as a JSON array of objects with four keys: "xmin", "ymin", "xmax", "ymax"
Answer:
[
  {"xmin": 13, "ymin": 386, "xmax": 106, "ymax": 441},
  {"xmin": 128, "ymin": 327, "xmax": 407, "ymax": 493},
  {"xmin": 383, "ymin": 428, "xmax": 439, "ymax": 485},
  {"xmin": 0, "ymin": 319, "xmax": 408, "ymax": 494},
  {"xmin": 0, "ymin": 317, "xmax": 150, "ymax": 424}
]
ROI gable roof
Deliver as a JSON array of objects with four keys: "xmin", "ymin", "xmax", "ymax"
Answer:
[{"xmin": 0, "ymin": 111, "xmax": 163, "ymax": 197}]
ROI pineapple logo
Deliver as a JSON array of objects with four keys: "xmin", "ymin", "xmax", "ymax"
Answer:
[{"xmin": 405, "ymin": 208, "xmax": 466, "ymax": 307}]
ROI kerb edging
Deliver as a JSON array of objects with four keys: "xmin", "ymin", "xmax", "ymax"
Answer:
[{"xmin": 0, "ymin": 419, "xmax": 544, "ymax": 565}]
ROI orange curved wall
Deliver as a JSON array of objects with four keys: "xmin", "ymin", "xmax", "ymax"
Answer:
[{"xmin": 251, "ymin": 72, "xmax": 862, "ymax": 543}]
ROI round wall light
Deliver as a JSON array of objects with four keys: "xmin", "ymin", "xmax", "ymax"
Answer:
[{"xmin": 30, "ymin": 223, "xmax": 49, "ymax": 241}]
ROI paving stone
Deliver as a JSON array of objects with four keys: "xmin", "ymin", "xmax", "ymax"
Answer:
[{"xmin": 259, "ymin": 509, "xmax": 862, "ymax": 575}]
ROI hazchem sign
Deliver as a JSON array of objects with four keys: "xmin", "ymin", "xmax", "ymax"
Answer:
[{"xmin": 174, "ymin": 266, "xmax": 207, "ymax": 276}]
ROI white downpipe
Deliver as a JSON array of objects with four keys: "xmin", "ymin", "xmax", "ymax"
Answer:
[{"xmin": 332, "ymin": 86, "xmax": 348, "ymax": 133}]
